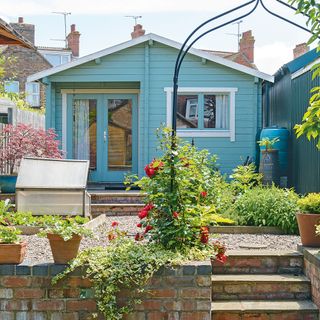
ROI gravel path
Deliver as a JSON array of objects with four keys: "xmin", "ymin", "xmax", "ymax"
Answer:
[{"xmin": 21, "ymin": 216, "xmax": 302, "ymax": 265}]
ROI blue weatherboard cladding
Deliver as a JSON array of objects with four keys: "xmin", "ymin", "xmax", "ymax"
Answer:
[
  {"xmin": 265, "ymin": 48, "xmax": 320, "ymax": 194},
  {"xmin": 45, "ymin": 41, "xmax": 262, "ymax": 181}
]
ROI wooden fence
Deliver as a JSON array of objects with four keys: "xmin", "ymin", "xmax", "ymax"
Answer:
[{"xmin": 15, "ymin": 109, "xmax": 45, "ymax": 129}]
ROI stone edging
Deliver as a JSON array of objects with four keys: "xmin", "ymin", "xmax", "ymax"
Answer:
[{"xmin": 210, "ymin": 226, "xmax": 285, "ymax": 234}]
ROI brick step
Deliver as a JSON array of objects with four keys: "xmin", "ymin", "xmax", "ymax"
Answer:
[
  {"xmin": 89, "ymin": 192, "xmax": 145, "ymax": 204},
  {"xmin": 212, "ymin": 274, "xmax": 311, "ymax": 300},
  {"xmin": 212, "ymin": 300, "xmax": 319, "ymax": 320},
  {"xmin": 91, "ymin": 203, "xmax": 143, "ymax": 217},
  {"xmin": 212, "ymin": 250, "xmax": 304, "ymax": 275}
]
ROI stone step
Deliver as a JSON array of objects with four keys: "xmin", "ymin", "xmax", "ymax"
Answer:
[
  {"xmin": 212, "ymin": 250, "xmax": 304, "ymax": 275},
  {"xmin": 212, "ymin": 300, "xmax": 319, "ymax": 320},
  {"xmin": 212, "ymin": 274, "xmax": 311, "ymax": 300},
  {"xmin": 89, "ymin": 191, "xmax": 145, "ymax": 204},
  {"xmin": 91, "ymin": 203, "xmax": 143, "ymax": 217}
]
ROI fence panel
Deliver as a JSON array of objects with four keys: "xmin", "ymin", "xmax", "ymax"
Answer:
[
  {"xmin": 16, "ymin": 109, "xmax": 45, "ymax": 129},
  {"xmin": 0, "ymin": 124, "xmax": 12, "ymax": 175}
]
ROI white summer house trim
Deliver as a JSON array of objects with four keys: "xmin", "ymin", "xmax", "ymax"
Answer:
[{"xmin": 164, "ymin": 87, "xmax": 237, "ymax": 142}]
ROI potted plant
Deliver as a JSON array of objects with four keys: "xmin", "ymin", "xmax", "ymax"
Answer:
[
  {"xmin": 0, "ymin": 225, "xmax": 26, "ymax": 264},
  {"xmin": 38, "ymin": 216, "xmax": 92, "ymax": 264},
  {"xmin": 0, "ymin": 124, "xmax": 62, "ymax": 193},
  {"xmin": 257, "ymin": 137, "xmax": 280, "ymax": 185},
  {"xmin": 296, "ymin": 193, "xmax": 320, "ymax": 247}
]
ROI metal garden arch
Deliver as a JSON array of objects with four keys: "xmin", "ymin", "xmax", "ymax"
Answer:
[{"xmin": 170, "ymin": 0, "xmax": 318, "ymax": 190}]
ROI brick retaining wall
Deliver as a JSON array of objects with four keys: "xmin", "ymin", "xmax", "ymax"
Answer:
[
  {"xmin": 299, "ymin": 246, "xmax": 320, "ymax": 308},
  {"xmin": 0, "ymin": 261, "xmax": 212, "ymax": 320}
]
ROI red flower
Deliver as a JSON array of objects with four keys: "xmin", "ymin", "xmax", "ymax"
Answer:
[
  {"xmin": 216, "ymin": 253, "xmax": 227, "ymax": 264},
  {"xmin": 144, "ymin": 225, "xmax": 153, "ymax": 233},
  {"xmin": 173, "ymin": 211, "xmax": 179, "ymax": 219},
  {"xmin": 144, "ymin": 165, "xmax": 156, "ymax": 178},
  {"xmin": 144, "ymin": 203, "xmax": 155, "ymax": 211},
  {"xmin": 108, "ymin": 233, "xmax": 116, "ymax": 241},
  {"xmin": 200, "ymin": 191, "xmax": 207, "ymax": 198},
  {"xmin": 200, "ymin": 226, "xmax": 209, "ymax": 244},
  {"xmin": 135, "ymin": 233, "xmax": 144, "ymax": 241},
  {"xmin": 137, "ymin": 223, "xmax": 142, "ymax": 228},
  {"xmin": 111, "ymin": 221, "xmax": 119, "ymax": 227},
  {"xmin": 144, "ymin": 159, "xmax": 164, "ymax": 178},
  {"xmin": 138, "ymin": 209, "xmax": 148, "ymax": 219}
]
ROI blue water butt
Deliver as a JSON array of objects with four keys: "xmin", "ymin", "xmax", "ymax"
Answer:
[{"xmin": 260, "ymin": 127, "xmax": 290, "ymax": 177}]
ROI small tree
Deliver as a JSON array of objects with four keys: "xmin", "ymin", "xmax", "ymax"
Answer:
[
  {"xmin": 289, "ymin": 0, "xmax": 320, "ymax": 149},
  {"xmin": 0, "ymin": 123, "xmax": 63, "ymax": 174}
]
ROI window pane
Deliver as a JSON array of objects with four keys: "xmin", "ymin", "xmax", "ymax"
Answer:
[
  {"xmin": 73, "ymin": 99, "xmax": 97, "ymax": 170},
  {"xmin": 107, "ymin": 99, "xmax": 132, "ymax": 171},
  {"xmin": 177, "ymin": 95, "xmax": 198, "ymax": 129},
  {"xmin": 4, "ymin": 81, "xmax": 19, "ymax": 93},
  {"xmin": 25, "ymin": 82, "xmax": 40, "ymax": 107},
  {"xmin": 204, "ymin": 95, "xmax": 229, "ymax": 129},
  {"xmin": 61, "ymin": 55, "xmax": 70, "ymax": 64},
  {"xmin": 44, "ymin": 54, "xmax": 61, "ymax": 67}
]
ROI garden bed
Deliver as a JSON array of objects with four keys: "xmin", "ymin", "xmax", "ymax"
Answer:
[
  {"xmin": 20, "ymin": 216, "xmax": 301, "ymax": 265},
  {"xmin": 15, "ymin": 214, "xmax": 107, "ymax": 235}
]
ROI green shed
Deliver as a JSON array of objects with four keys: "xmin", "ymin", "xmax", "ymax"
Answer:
[{"xmin": 264, "ymin": 48, "xmax": 320, "ymax": 194}]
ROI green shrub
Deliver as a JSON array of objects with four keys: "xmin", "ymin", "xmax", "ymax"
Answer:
[
  {"xmin": 0, "ymin": 226, "xmax": 21, "ymax": 244},
  {"xmin": 298, "ymin": 193, "xmax": 320, "ymax": 214},
  {"xmin": 230, "ymin": 163, "xmax": 262, "ymax": 194},
  {"xmin": 231, "ymin": 186, "xmax": 299, "ymax": 234}
]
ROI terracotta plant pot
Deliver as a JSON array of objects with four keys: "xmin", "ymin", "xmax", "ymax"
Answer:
[
  {"xmin": 296, "ymin": 212, "xmax": 320, "ymax": 247},
  {"xmin": 0, "ymin": 241, "xmax": 27, "ymax": 264},
  {"xmin": 47, "ymin": 234, "xmax": 82, "ymax": 264}
]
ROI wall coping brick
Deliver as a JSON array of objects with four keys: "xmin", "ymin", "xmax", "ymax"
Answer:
[{"xmin": 298, "ymin": 245, "xmax": 320, "ymax": 268}]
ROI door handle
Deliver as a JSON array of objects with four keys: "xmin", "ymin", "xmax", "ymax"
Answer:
[{"xmin": 104, "ymin": 130, "xmax": 107, "ymax": 143}]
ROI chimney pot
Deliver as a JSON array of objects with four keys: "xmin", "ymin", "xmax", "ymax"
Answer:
[
  {"xmin": 293, "ymin": 43, "xmax": 309, "ymax": 59},
  {"xmin": 18, "ymin": 17, "xmax": 23, "ymax": 23},
  {"xmin": 131, "ymin": 24, "xmax": 145, "ymax": 39},
  {"xmin": 67, "ymin": 24, "xmax": 80, "ymax": 57},
  {"xmin": 239, "ymin": 30, "xmax": 255, "ymax": 63}
]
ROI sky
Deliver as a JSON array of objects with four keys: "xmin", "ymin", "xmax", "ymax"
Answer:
[{"xmin": 0, "ymin": 0, "xmax": 315, "ymax": 75}]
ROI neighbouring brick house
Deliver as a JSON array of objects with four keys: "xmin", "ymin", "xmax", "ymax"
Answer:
[{"xmin": 0, "ymin": 17, "xmax": 80, "ymax": 109}]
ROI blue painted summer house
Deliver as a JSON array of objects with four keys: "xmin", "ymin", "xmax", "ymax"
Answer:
[{"xmin": 28, "ymin": 30, "xmax": 273, "ymax": 184}]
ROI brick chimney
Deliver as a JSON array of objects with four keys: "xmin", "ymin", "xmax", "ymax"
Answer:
[
  {"xmin": 131, "ymin": 24, "xmax": 145, "ymax": 39},
  {"xmin": 67, "ymin": 24, "xmax": 80, "ymax": 57},
  {"xmin": 293, "ymin": 43, "xmax": 309, "ymax": 59},
  {"xmin": 10, "ymin": 17, "xmax": 35, "ymax": 45},
  {"xmin": 239, "ymin": 30, "xmax": 255, "ymax": 63}
]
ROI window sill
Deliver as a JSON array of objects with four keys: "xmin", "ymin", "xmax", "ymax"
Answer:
[{"xmin": 177, "ymin": 130, "xmax": 231, "ymax": 138}]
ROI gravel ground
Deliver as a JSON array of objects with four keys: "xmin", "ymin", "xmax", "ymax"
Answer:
[{"xmin": 21, "ymin": 216, "xmax": 301, "ymax": 265}]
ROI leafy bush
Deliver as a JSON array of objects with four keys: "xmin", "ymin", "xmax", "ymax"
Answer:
[
  {"xmin": 210, "ymin": 171, "xmax": 235, "ymax": 215},
  {"xmin": 126, "ymin": 128, "xmax": 227, "ymax": 249},
  {"xmin": 298, "ymin": 193, "xmax": 320, "ymax": 214},
  {"xmin": 0, "ymin": 199, "xmax": 13, "ymax": 215},
  {"xmin": 0, "ymin": 205, "xmax": 89, "ymax": 228},
  {"xmin": 230, "ymin": 163, "xmax": 262, "ymax": 194},
  {"xmin": 231, "ymin": 186, "xmax": 299, "ymax": 234},
  {"xmin": 53, "ymin": 228, "xmax": 226, "ymax": 320},
  {"xmin": 0, "ymin": 226, "xmax": 21, "ymax": 244},
  {"xmin": 38, "ymin": 216, "xmax": 92, "ymax": 241},
  {"xmin": 0, "ymin": 124, "xmax": 63, "ymax": 174}
]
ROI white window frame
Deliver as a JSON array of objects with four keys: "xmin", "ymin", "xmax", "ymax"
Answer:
[
  {"xmin": 164, "ymin": 87, "xmax": 237, "ymax": 141},
  {"xmin": 25, "ymin": 82, "xmax": 40, "ymax": 107}
]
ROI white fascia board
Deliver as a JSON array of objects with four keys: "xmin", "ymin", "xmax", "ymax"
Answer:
[
  {"xmin": 291, "ymin": 57, "xmax": 320, "ymax": 80},
  {"xmin": 27, "ymin": 33, "xmax": 274, "ymax": 83}
]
